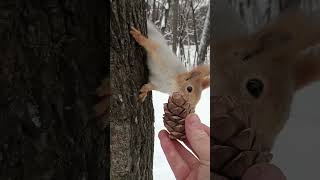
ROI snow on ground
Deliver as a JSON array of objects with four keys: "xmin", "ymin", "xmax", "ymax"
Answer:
[{"xmin": 152, "ymin": 88, "xmax": 210, "ymax": 180}]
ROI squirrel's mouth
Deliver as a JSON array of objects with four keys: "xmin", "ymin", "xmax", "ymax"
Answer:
[{"xmin": 211, "ymin": 95, "xmax": 273, "ymax": 179}]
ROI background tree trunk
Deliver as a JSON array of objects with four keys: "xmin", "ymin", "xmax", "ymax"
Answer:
[
  {"xmin": 171, "ymin": 0, "xmax": 179, "ymax": 54},
  {"xmin": 110, "ymin": 0, "xmax": 155, "ymax": 180},
  {"xmin": 197, "ymin": 3, "xmax": 210, "ymax": 65},
  {"xmin": 161, "ymin": 0, "xmax": 171, "ymax": 33},
  {"xmin": 152, "ymin": 0, "xmax": 158, "ymax": 22},
  {"xmin": 0, "ymin": 0, "xmax": 109, "ymax": 180}
]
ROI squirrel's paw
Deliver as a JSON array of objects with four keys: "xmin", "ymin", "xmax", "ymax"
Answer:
[
  {"xmin": 137, "ymin": 83, "xmax": 155, "ymax": 103},
  {"xmin": 130, "ymin": 27, "xmax": 145, "ymax": 45},
  {"xmin": 130, "ymin": 27, "xmax": 141, "ymax": 35},
  {"xmin": 138, "ymin": 91, "xmax": 148, "ymax": 103}
]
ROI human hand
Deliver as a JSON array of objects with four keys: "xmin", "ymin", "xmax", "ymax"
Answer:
[{"xmin": 159, "ymin": 114, "xmax": 210, "ymax": 180}]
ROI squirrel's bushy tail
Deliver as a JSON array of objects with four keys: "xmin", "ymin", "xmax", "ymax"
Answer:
[
  {"xmin": 147, "ymin": 20, "xmax": 169, "ymax": 48},
  {"xmin": 146, "ymin": 20, "xmax": 187, "ymax": 74}
]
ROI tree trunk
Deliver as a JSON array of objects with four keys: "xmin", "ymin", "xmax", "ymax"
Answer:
[
  {"xmin": 171, "ymin": 0, "xmax": 179, "ymax": 54},
  {"xmin": 161, "ymin": 0, "xmax": 170, "ymax": 33},
  {"xmin": 300, "ymin": 0, "xmax": 320, "ymax": 13},
  {"xmin": 0, "ymin": 0, "xmax": 109, "ymax": 180},
  {"xmin": 197, "ymin": 4, "xmax": 210, "ymax": 65},
  {"xmin": 190, "ymin": 0, "xmax": 199, "ymax": 67},
  {"xmin": 152, "ymin": 0, "xmax": 158, "ymax": 22},
  {"xmin": 110, "ymin": 0, "xmax": 155, "ymax": 180}
]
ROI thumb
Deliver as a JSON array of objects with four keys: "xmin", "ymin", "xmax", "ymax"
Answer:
[
  {"xmin": 243, "ymin": 163, "xmax": 286, "ymax": 180},
  {"xmin": 185, "ymin": 114, "xmax": 210, "ymax": 161}
]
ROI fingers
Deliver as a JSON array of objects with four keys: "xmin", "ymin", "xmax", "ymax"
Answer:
[
  {"xmin": 158, "ymin": 130, "xmax": 190, "ymax": 179},
  {"xmin": 182, "ymin": 122, "xmax": 210, "ymax": 154},
  {"xmin": 243, "ymin": 163, "xmax": 286, "ymax": 180},
  {"xmin": 182, "ymin": 139, "xmax": 195, "ymax": 155},
  {"xmin": 202, "ymin": 123, "xmax": 210, "ymax": 136},
  {"xmin": 185, "ymin": 114, "xmax": 210, "ymax": 162},
  {"xmin": 171, "ymin": 139, "xmax": 199, "ymax": 168}
]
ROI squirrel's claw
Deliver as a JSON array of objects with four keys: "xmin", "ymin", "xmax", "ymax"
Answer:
[
  {"xmin": 138, "ymin": 83, "xmax": 155, "ymax": 103},
  {"xmin": 130, "ymin": 26, "xmax": 145, "ymax": 45},
  {"xmin": 138, "ymin": 92, "xmax": 148, "ymax": 103},
  {"xmin": 130, "ymin": 27, "xmax": 141, "ymax": 35},
  {"xmin": 130, "ymin": 26, "xmax": 140, "ymax": 32}
]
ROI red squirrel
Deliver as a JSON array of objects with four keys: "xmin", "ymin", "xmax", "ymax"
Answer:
[
  {"xmin": 130, "ymin": 20, "xmax": 210, "ymax": 108},
  {"xmin": 213, "ymin": 8, "xmax": 320, "ymax": 150}
]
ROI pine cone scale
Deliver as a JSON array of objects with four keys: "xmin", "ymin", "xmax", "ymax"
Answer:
[
  {"xmin": 228, "ymin": 128, "xmax": 255, "ymax": 150},
  {"xmin": 212, "ymin": 145, "xmax": 239, "ymax": 171},
  {"xmin": 164, "ymin": 119, "xmax": 177, "ymax": 127},
  {"xmin": 213, "ymin": 116, "xmax": 240, "ymax": 142},
  {"xmin": 221, "ymin": 151, "xmax": 258, "ymax": 178}
]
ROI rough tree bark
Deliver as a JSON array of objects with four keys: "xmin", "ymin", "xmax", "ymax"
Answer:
[
  {"xmin": 0, "ymin": 0, "xmax": 109, "ymax": 180},
  {"xmin": 110, "ymin": 0, "xmax": 154, "ymax": 180}
]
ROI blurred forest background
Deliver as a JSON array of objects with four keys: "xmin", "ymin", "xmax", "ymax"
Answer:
[{"xmin": 145, "ymin": 0, "xmax": 210, "ymax": 68}]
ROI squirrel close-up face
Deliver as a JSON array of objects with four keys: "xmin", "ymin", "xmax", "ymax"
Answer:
[
  {"xmin": 176, "ymin": 64, "xmax": 210, "ymax": 108},
  {"xmin": 212, "ymin": 9, "xmax": 320, "ymax": 150},
  {"xmin": 213, "ymin": 36, "xmax": 295, "ymax": 150}
]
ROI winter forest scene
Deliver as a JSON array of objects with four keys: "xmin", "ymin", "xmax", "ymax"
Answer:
[
  {"xmin": 144, "ymin": 0, "xmax": 210, "ymax": 179},
  {"xmin": 146, "ymin": 0, "xmax": 210, "ymax": 68}
]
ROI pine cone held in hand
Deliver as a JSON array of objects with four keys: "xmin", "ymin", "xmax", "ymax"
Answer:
[
  {"xmin": 212, "ymin": 96, "xmax": 273, "ymax": 179},
  {"xmin": 163, "ymin": 92, "xmax": 195, "ymax": 140}
]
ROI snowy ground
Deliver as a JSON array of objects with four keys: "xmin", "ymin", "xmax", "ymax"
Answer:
[{"xmin": 152, "ymin": 88, "xmax": 210, "ymax": 180}]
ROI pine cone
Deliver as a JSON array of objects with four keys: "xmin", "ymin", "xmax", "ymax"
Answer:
[
  {"xmin": 212, "ymin": 96, "xmax": 273, "ymax": 179},
  {"xmin": 163, "ymin": 92, "xmax": 195, "ymax": 140}
]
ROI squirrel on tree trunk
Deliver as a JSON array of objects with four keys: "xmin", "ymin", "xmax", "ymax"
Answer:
[{"xmin": 130, "ymin": 20, "xmax": 210, "ymax": 108}]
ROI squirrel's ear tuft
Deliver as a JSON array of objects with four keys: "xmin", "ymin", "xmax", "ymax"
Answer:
[
  {"xmin": 294, "ymin": 51, "xmax": 320, "ymax": 90},
  {"xmin": 201, "ymin": 76, "xmax": 210, "ymax": 89},
  {"xmin": 191, "ymin": 64, "xmax": 210, "ymax": 77}
]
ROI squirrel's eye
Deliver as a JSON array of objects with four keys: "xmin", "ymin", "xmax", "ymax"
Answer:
[
  {"xmin": 246, "ymin": 79, "xmax": 264, "ymax": 98},
  {"xmin": 187, "ymin": 86, "xmax": 193, "ymax": 93}
]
